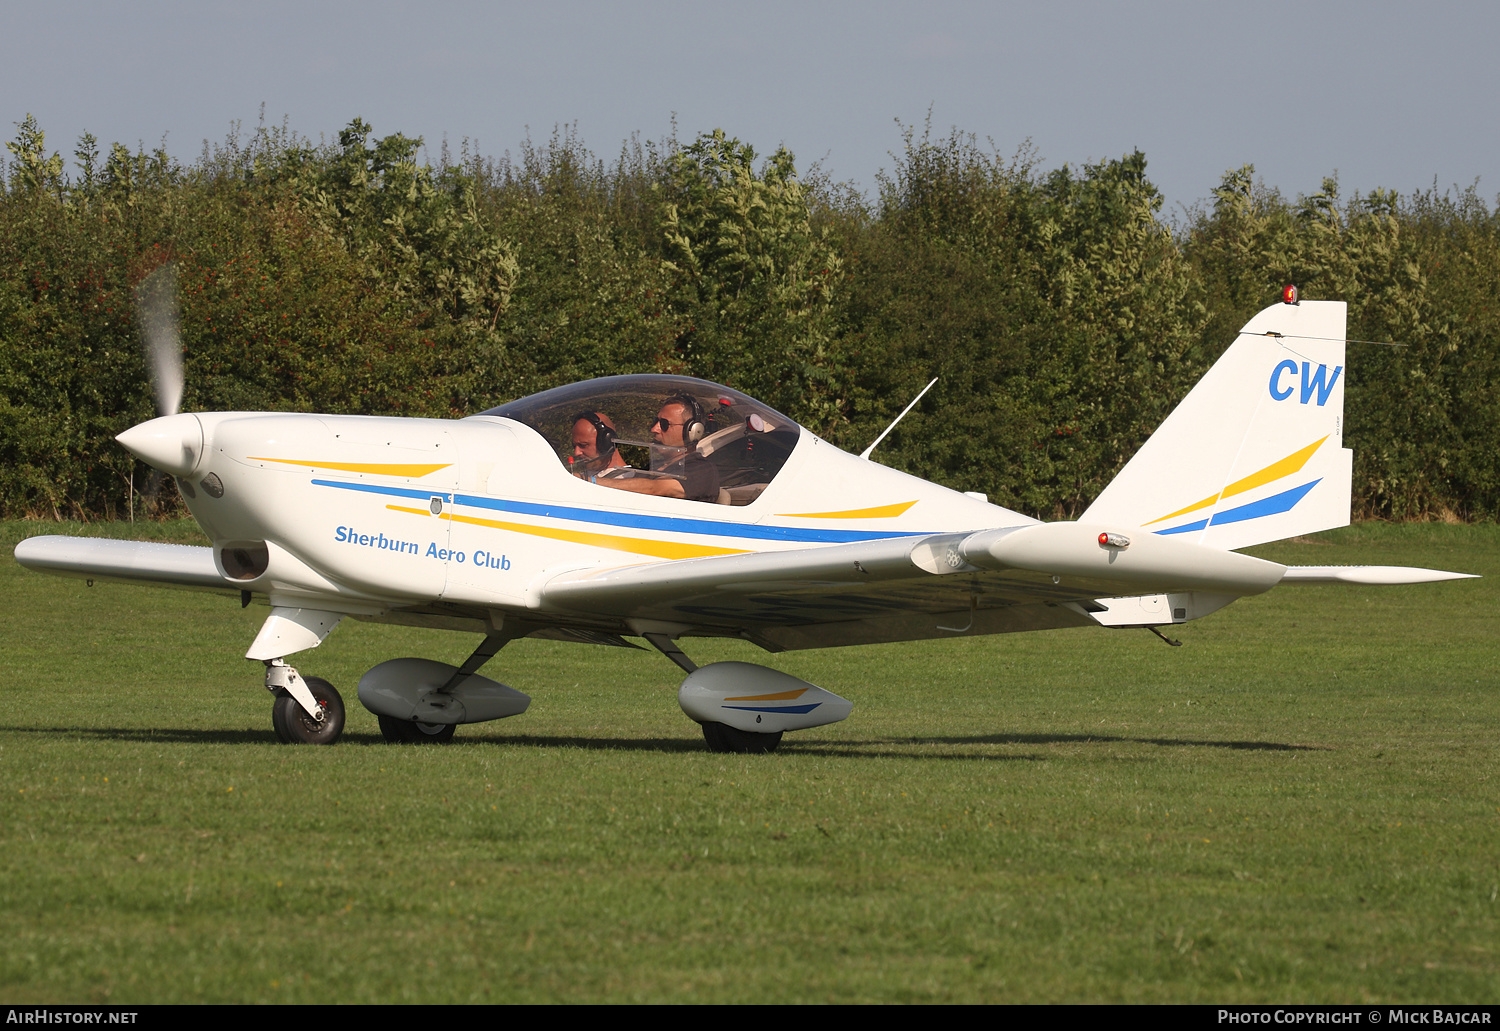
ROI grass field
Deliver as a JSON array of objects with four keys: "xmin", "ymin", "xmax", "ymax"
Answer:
[{"xmin": 1, "ymin": 519, "xmax": 1496, "ymax": 1003}]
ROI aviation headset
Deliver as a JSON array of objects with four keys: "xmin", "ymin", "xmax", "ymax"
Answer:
[
  {"xmin": 571, "ymin": 411, "xmax": 617, "ymax": 459},
  {"xmin": 664, "ymin": 395, "xmax": 707, "ymax": 444}
]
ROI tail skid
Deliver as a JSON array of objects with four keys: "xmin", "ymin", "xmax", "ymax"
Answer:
[{"xmin": 1083, "ymin": 300, "xmax": 1351, "ymax": 551}]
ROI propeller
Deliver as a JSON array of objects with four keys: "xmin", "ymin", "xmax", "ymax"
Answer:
[
  {"xmin": 134, "ymin": 263, "xmax": 184, "ymax": 418},
  {"xmin": 128, "ymin": 263, "xmax": 187, "ymax": 514}
]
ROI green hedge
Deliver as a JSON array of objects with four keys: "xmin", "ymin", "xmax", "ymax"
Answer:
[{"xmin": 3, "ymin": 115, "xmax": 1497, "ymax": 521}]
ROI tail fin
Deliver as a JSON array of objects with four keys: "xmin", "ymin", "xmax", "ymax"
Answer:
[{"xmin": 1082, "ymin": 299, "xmax": 1351, "ymax": 551}]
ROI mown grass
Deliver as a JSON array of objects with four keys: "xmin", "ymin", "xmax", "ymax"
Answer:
[{"xmin": 0, "ymin": 520, "xmax": 1496, "ymax": 1003}]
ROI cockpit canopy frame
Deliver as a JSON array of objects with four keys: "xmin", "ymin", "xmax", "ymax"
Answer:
[{"xmin": 474, "ymin": 375, "xmax": 803, "ymax": 506}]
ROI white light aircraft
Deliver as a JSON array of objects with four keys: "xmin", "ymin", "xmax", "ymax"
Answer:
[{"xmin": 14, "ymin": 286, "xmax": 1476, "ymax": 751}]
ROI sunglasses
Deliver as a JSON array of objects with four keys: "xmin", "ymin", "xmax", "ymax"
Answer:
[{"xmin": 653, "ymin": 417, "xmax": 687, "ymax": 430}]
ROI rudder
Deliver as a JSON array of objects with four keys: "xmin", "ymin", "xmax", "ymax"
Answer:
[{"xmin": 1082, "ymin": 299, "xmax": 1351, "ymax": 551}]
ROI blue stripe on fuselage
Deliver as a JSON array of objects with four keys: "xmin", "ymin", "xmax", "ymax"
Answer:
[{"xmin": 310, "ymin": 479, "xmax": 928, "ymax": 544}]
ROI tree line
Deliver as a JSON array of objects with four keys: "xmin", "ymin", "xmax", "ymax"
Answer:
[{"xmin": 3, "ymin": 114, "xmax": 1497, "ymax": 522}]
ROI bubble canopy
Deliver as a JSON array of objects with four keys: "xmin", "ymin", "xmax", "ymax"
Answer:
[{"xmin": 473, "ymin": 375, "xmax": 803, "ymax": 506}]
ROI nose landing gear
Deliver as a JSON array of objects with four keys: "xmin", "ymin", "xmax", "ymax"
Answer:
[
  {"xmin": 265, "ymin": 660, "xmax": 346, "ymax": 744},
  {"xmin": 270, "ymin": 675, "xmax": 346, "ymax": 744}
]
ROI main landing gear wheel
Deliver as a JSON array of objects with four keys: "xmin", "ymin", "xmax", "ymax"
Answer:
[
  {"xmin": 701, "ymin": 721, "xmax": 782, "ymax": 754},
  {"xmin": 377, "ymin": 714, "xmax": 457, "ymax": 744},
  {"xmin": 271, "ymin": 676, "xmax": 345, "ymax": 745}
]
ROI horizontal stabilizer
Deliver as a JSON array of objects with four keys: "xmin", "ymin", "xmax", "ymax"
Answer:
[
  {"xmin": 14, "ymin": 535, "xmax": 234, "ymax": 593},
  {"xmin": 1279, "ymin": 565, "xmax": 1478, "ymax": 585}
]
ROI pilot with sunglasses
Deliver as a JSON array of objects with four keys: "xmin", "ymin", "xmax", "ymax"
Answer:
[{"xmin": 586, "ymin": 396, "xmax": 722, "ymax": 503}]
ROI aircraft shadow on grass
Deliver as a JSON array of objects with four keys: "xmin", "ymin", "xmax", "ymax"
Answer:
[
  {"xmin": 2, "ymin": 726, "xmax": 276, "ymax": 746},
  {"xmin": 759, "ymin": 733, "xmax": 1332, "ymax": 760},
  {"xmin": 0, "ymin": 725, "xmax": 706, "ymax": 752},
  {"xmin": 2, "ymin": 726, "xmax": 1330, "ymax": 756}
]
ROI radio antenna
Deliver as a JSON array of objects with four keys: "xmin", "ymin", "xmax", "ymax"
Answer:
[{"xmin": 859, "ymin": 377, "xmax": 938, "ymax": 460}]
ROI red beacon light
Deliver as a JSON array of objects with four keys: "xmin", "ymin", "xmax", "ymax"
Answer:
[
  {"xmin": 1282, "ymin": 284, "xmax": 1299, "ymax": 305},
  {"xmin": 1098, "ymin": 531, "xmax": 1131, "ymax": 549}
]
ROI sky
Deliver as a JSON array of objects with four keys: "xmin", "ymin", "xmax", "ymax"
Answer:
[{"xmin": 3, "ymin": 0, "xmax": 1497, "ymax": 218}]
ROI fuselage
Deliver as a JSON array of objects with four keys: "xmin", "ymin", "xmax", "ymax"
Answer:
[{"xmin": 135, "ymin": 408, "xmax": 1033, "ymax": 618}]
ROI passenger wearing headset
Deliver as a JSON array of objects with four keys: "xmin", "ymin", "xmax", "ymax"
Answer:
[
  {"xmin": 569, "ymin": 411, "xmax": 628, "ymax": 481},
  {"xmin": 585, "ymin": 396, "xmax": 722, "ymax": 503}
]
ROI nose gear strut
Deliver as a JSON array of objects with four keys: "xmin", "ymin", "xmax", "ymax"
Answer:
[{"xmin": 265, "ymin": 658, "xmax": 323, "ymax": 720}]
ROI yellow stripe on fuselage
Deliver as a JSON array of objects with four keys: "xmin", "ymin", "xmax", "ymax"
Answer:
[
  {"xmin": 776, "ymin": 501, "xmax": 917, "ymax": 519},
  {"xmin": 250, "ymin": 457, "xmax": 452, "ymax": 477},
  {"xmin": 1146, "ymin": 436, "xmax": 1329, "ymax": 526},
  {"xmin": 386, "ymin": 507, "xmax": 749, "ymax": 560}
]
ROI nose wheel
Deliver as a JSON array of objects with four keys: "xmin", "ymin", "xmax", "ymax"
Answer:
[{"xmin": 271, "ymin": 676, "xmax": 346, "ymax": 744}]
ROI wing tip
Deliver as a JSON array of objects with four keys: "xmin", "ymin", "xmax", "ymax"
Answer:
[{"xmin": 1280, "ymin": 565, "xmax": 1479, "ymax": 585}]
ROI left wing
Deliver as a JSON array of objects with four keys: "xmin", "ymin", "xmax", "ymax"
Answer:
[
  {"xmin": 538, "ymin": 522, "xmax": 1474, "ymax": 651},
  {"xmin": 539, "ymin": 521, "xmax": 1288, "ymax": 650},
  {"xmin": 14, "ymin": 536, "xmax": 237, "ymax": 595}
]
